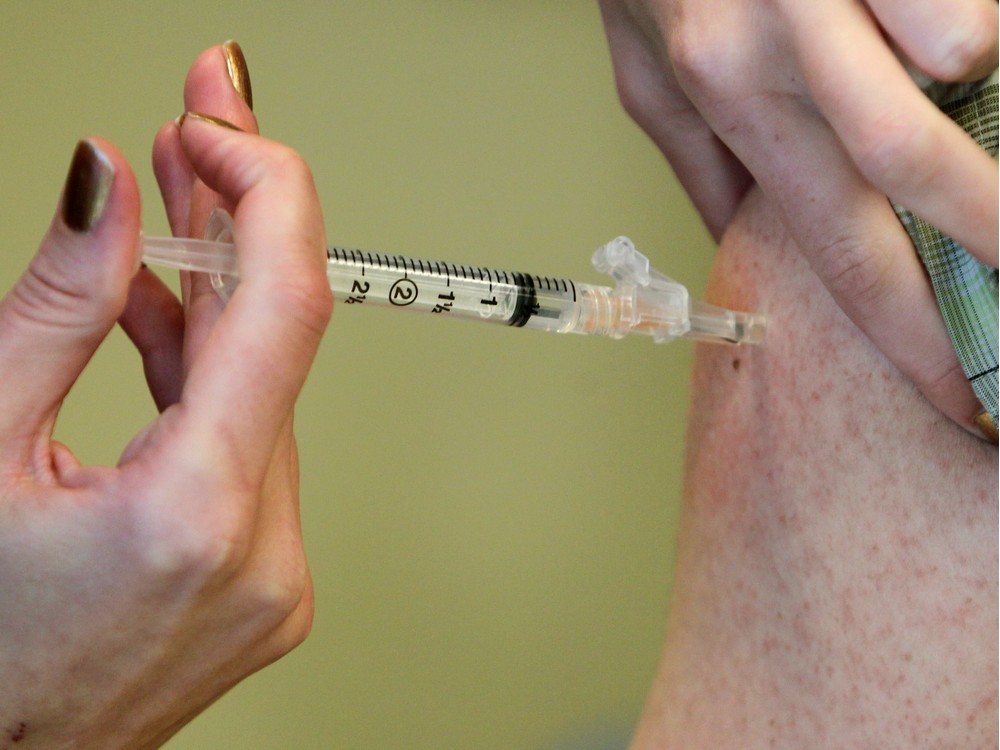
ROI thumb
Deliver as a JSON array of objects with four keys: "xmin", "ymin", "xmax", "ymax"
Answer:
[{"xmin": 0, "ymin": 138, "xmax": 141, "ymax": 450}]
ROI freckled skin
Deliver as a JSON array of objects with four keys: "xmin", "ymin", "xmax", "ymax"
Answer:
[{"xmin": 632, "ymin": 189, "xmax": 998, "ymax": 749}]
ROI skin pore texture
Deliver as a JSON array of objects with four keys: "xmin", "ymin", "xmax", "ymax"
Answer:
[{"xmin": 632, "ymin": 187, "xmax": 998, "ymax": 749}]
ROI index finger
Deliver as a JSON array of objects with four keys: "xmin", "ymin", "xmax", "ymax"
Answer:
[
  {"xmin": 783, "ymin": 0, "xmax": 998, "ymax": 268},
  {"xmin": 172, "ymin": 116, "xmax": 332, "ymax": 486}
]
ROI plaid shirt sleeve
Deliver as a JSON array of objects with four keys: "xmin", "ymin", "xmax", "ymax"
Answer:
[{"xmin": 892, "ymin": 70, "xmax": 999, "ymax": 431}]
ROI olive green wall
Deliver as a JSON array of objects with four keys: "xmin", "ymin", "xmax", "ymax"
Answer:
[{"xmin": 1, "ymin": 2, "xmax": 715, "ymax": 748}]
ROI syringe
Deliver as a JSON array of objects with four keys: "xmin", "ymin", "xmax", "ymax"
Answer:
[{"xmin": 139, "ymin": 210, "xmax": 765, "ymax": 345}]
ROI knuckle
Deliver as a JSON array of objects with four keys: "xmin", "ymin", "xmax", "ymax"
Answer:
[
  {"xmin": 665, "ymin": 16, "xmax": 745, "ymax": 105},
  {"xmin": 131, "ymin": 476, "xmax": 251, "ymax": 583},
  {"xmin": 282, "ymin": 601, "xmax": 315, "ymax": 652},
  {"xmin": 667, "ymin": 22, "xmax": 722, "ymax": 92},
  {"xmin": 267, "ymin": 144, "xmax": 314, "ymax": 187},
  {"xmin": 933, "ymin": 12, "xmax": 998, "ymax": 80},
  {"xmin": 270, "ymin": 270, "xmax": 334, "ymax": 338},
  {"xmin": 248, "ymin": 565, "xmax": 315, "ymax": 659},
  {"xmin": 10, "ymin": 250, "xmax": 124, "ymax": 331},
  {"xmin": 812, "ymin": 232, "xmax": 898, "ymax": 317},
  {"xmin": 249, "ymin": 561, "xmax": 312, "ymax": 626},
  {"xmin": 228, "ymin": 140, "xmax": 316, "ymax": 202},
  {"xmin": 612, "ymin": 54, "xmax": 657, "ymax": 125},
  {"xmin": 604, "ymin": 23, "xmax": 675, "ymax": 131},
  {"xmin": 138, "ymin": 516, "xmax": 246, "ymax": 583},
  {"xmin": 265, "ymin": 607, "xmax": 315, "ymax": 662},
  {"xmin": 851, "ymin": 111, "xmax": 939, "ymax": 196}
]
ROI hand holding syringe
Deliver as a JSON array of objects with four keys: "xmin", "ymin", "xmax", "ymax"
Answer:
[{"xmin": 140, "ymin": 209, "xmax": 765, "ymax": 345}]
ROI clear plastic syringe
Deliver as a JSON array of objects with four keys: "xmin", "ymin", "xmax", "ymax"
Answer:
[{"xmin": 140, "ymin": 210, "xmax": 765, "ymax": 345}]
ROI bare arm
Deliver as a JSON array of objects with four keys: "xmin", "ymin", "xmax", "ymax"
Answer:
[{"xmin": 632, "ymin": 188, "xmax": 997, "ymax": 748}]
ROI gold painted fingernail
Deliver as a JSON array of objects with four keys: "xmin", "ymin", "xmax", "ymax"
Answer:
[
  {"xmin": 973, "ymin": 410, "xmax": 998, "ymax": 444},
  {"xmin": 62, "ymin": 140, "xmax": 114, "ymax": 232},
  {"xmin": 178, "ymin": 111, "xmax": 244, "ymax": 131},
  {"xmin": 223, "ymin": 40, "xmax": 253, "ymax": 110}
]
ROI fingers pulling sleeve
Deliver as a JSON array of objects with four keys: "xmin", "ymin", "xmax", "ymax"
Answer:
[{"xmin": 893, "ymin": 70, "xmax": 999, "ymax": 428}]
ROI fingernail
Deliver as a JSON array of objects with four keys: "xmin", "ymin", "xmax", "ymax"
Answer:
[
  {"xmin": 178, "ymin": 111, "xmax": 244, "ymax": 131},
  {"xmin": 973, "ymin": 410, "xmax": 998, "ymax": 444},
  {"xmin": 62, "ymin": 140, "xmax": 114, "ymax": 233},
  {"xmin": 223, "ymin": 40, "xmax": 253, "ymax": 110}
]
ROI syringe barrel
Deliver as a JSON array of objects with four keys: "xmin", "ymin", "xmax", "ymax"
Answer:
[
  {"xmin": 326, "ymin": 248, "xmax": 582, "ymax": 331},
  {"xmin": 325, "ymin": 248, "xmax": 711, "ymax": 342}
]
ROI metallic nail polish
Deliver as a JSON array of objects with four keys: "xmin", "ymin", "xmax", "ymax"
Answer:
[
  {"xmin": 178, "ymin": 111, "xmax": 244, "ymax": 131},
  {"xmin": 223, "ymin": 40, "xmax": 253, "ymax": 110},
  {"xmin": 62, "ymin": 140, "xmax": 114, "ymax": 232},
  {"xmin": 973, "ymin": 410, "xmax": 998, "ymax": 444}
]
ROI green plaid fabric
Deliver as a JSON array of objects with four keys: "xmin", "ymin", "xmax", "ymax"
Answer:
[{"xmin": 893, "ymin": 70, "xmax": 999, "ymax": 427}]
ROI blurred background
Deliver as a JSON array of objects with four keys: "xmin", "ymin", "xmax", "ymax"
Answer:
[{"xmin": 1, "ymin": 2, "xmax": 716, "ymax": 747}]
